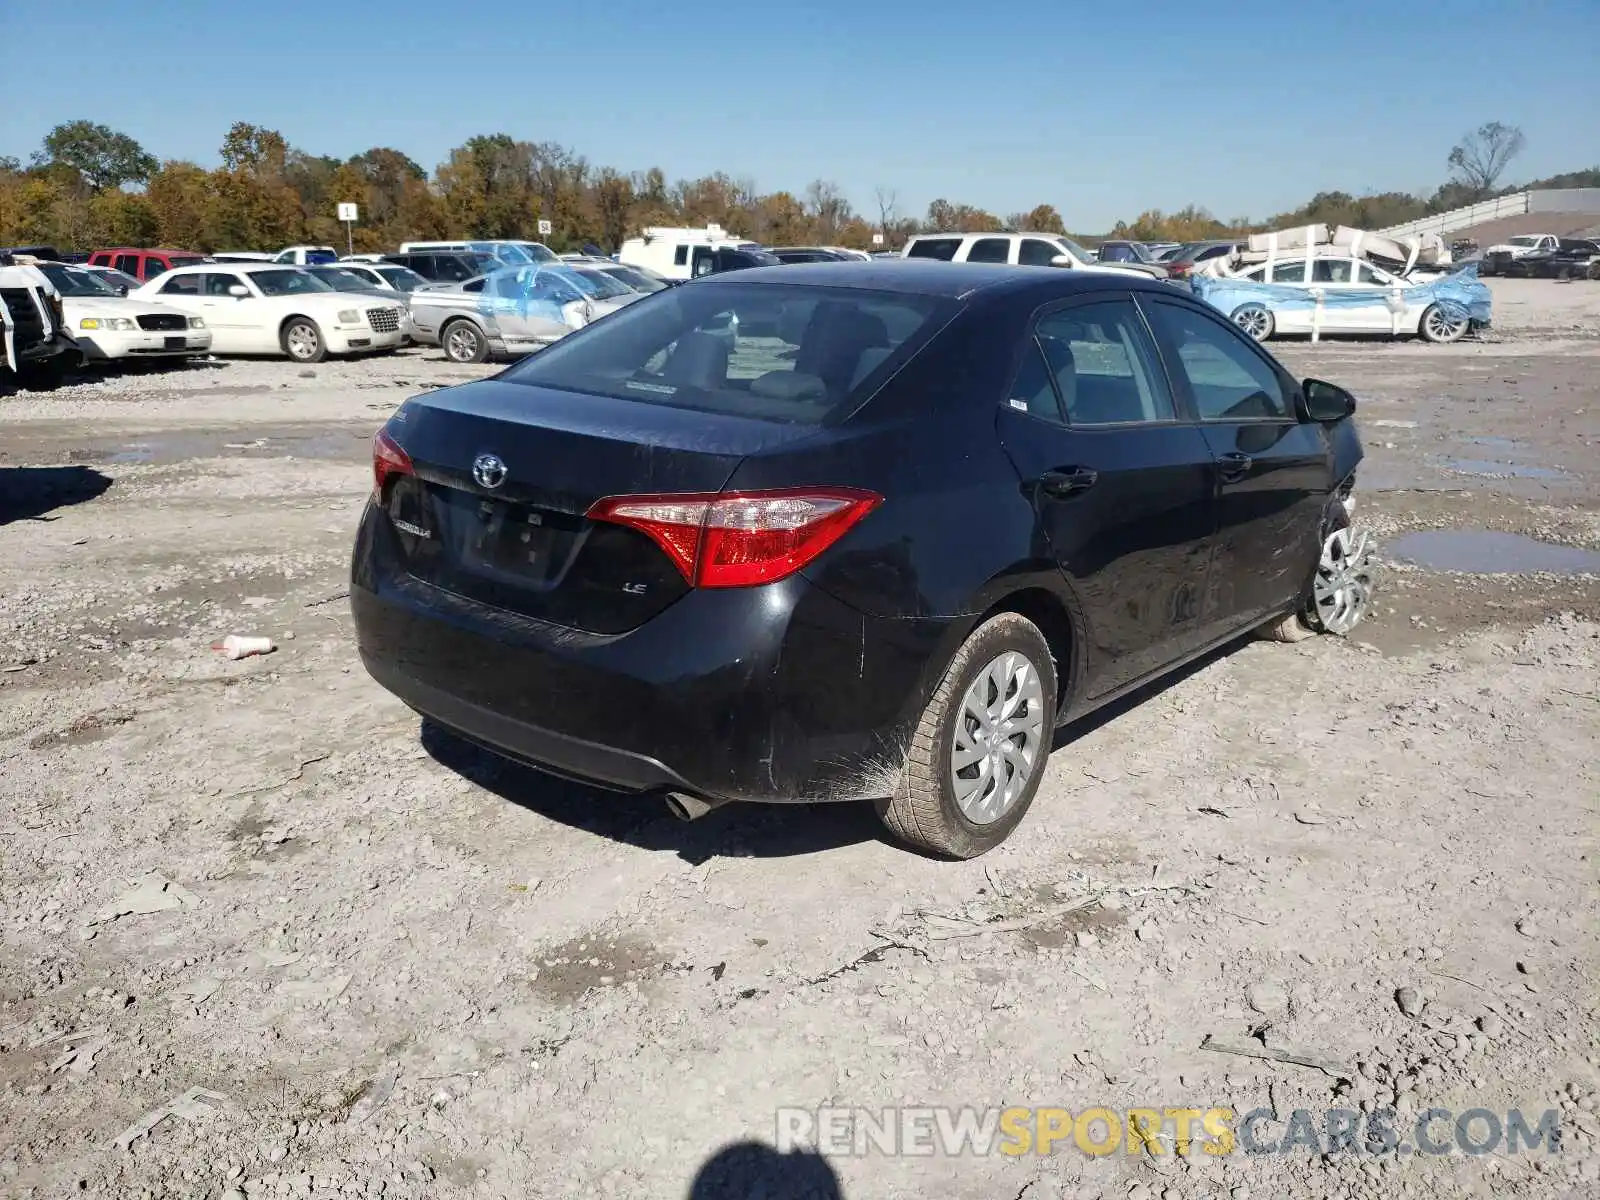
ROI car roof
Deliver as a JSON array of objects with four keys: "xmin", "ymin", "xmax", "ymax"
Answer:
[{"xmin": 709, "ymin": 259, "xmax": 1174, "ymax": 300}]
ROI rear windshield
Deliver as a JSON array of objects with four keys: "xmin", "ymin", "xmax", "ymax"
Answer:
[{"xmin": 500, "ymin": 282, "xmax": 954, "ymax": 425}]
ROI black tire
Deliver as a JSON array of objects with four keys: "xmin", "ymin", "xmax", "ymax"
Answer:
[
  {"xmin": 875, "ymin": 612, "xmax": 1058, "ymax": 859},
  {"xmin": 441, "ymin": 318, "xmax": 488, "ymax": 364},
  {"xmin": 18, "ymin": 357, "xmax": 66, "ymax": 391},
  {"xmin": 281, "ymin": 317, "xmax": 326, "ymax": 363}
]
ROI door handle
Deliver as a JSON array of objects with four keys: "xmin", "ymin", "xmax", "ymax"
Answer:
[
  {"xmin": 1217, "ymin": 452, "xmax": 1253, "ymax": 482},
  {"xmin": 1037, "ymin": 467, "xmax": 1098, "ymax": 498}
]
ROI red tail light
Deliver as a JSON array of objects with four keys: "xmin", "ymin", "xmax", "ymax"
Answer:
[
  {"xmin": 587, "ymin": 487, "xmax": 882, "ymax": 588},
  {"xmin": 372, "ymin": 429, "xmax": 413, "ymax": 497},
  {"xmin": 1168, "ymin": 261, "xmax": 1193, "ymax": 277}
]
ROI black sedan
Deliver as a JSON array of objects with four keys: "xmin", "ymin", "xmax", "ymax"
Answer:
[{"xmin": 352, "ymin": 262, "xmax": 1370, "ymax": 857}]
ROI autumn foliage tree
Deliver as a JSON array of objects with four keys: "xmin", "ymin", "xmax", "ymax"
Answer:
[{"xmin": 0, "ymin": 118, "xmax": 1581, "ymax": 256}]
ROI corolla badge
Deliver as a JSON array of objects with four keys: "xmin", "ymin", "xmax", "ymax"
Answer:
[{"xmin": 472, "ymin": 453, "xmax": 508, "ymax": 490}]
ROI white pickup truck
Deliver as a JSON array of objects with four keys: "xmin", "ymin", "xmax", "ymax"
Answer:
[{"xmin": 1479, "ymin": 234, "xmax": 1558, "ymax": 276}]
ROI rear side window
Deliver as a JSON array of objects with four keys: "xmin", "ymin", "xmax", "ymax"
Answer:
[
  {"xmin": 160, "ymin": 273, "xmax": 201, "ymax": 295},
  {"xmin": 1035, "ymin": 300, "xmax": 1174, "ymax": 425},
  {"xmin": 1143, "ymin": 301, "xmax": 1290, "ymax": 421},
  {"xmin": 1195, "ymin": 244, "xmax": 1233, "ymax": 262},
  {"xmin": 115, "ymin": 254, "xmax": 140, "ymax": 276},
  {"xmin": 967, "ymin": 238, "xmax": 1011, "ymax": 264},
  {"xmin": 500, "ymin": 283, "xmax": 955, "ymax": 425},
  {"xmin": 906, "ymin": 238, "xmax": 961, "ymax": 261}
]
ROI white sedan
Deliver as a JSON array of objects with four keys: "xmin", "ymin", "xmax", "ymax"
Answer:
[
  {"xmin": 1226, "ymin": 255, "xmax": 1478, "ymax": 343},
  {"xmin": 36, "ymin": 262, "xmax": 212, "ymax": 362},
  {"xmin": 132, "ymin": 264, "xmax": 406, "ymax": 362}
]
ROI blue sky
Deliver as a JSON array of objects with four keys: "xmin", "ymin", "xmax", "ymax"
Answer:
[{"xmin": 2, "ymin": 0, "xmax": 1596, "ymax": 231}]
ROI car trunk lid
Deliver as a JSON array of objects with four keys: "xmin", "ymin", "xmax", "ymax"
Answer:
[{"xmin": 378, "ymin": 380, "xmax": 822, "ymax": 634}]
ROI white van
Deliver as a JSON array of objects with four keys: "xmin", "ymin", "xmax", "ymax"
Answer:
[
  {"xmin": 398, "ymin": 239, "xmax": 558, "ymax": 265},
  {"xmin": 617, "ymin": 225, "xmax": 780, "ymax": 281}
]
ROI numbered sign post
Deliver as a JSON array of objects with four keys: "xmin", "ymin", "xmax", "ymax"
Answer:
[
  {"xmin": 337, "ymin": 202, "xmax": 359, "ymax": 256},
  {"xmin": 872, "ymin": 233, "xmax": 885, "ymax": 246},
  {"xmin": 537, "ymin": 219, "xmax": 553, "ymax": 238}
]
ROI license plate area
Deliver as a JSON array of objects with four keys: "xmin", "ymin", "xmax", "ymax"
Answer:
[
  {"xmin": 164, "ymin": 336, "xmax": 185, "ymax": 349},
  {"xmin": 456, "ymin": 494, "xmax": 582, "ymax": 587}
]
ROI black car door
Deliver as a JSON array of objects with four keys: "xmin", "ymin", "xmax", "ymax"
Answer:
[
  {"xmin": 1139, "ymin": 295, "xmax": 1331, "ymax": 640},
  {"xmin": 995, "ymin": 295, "xmax": 1219, "ymax": 700}
]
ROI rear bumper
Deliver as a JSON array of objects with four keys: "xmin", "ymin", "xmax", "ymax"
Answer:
[{"xmin": 351, "ymin": 505, "xmax": 948, "ymax": 803}]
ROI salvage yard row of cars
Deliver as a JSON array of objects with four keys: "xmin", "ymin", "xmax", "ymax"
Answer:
[{"xmin": 4, "ymin": 216, "xmax": 1586, "ymax": 386}]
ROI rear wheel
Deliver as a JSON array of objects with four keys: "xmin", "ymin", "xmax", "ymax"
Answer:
[
  {"xmin": 282, "ymin": 318, "xmax": 326, "ymax": 363},
  {"xmin": 875, "ymin": 613, "xmax": 1057, "ymax": 859},
  {"xmin": 442, "ymin": 319, "xmax": 488, "ymax": 364},
  {"xmin": 1419, "ymin": 303, "xmax": 1468, "ymax": 344}
]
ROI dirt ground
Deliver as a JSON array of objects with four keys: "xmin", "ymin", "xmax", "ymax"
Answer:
[{"xmin": 2, "ymin": 278, "xmax": 1597, "ymax": 1200}]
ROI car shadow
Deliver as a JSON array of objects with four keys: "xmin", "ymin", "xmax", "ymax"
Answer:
[
  {"xmin": 1051, "ymin": 634, "xmax": 1251, "ymax": 751},
  {"xmin": 420, "ymin": 720, "xmax": 886, "ymax": 864},
  {"xmin": 420, "ymin": 635, "xmax": 1257, "ymax": 864},
  {"xmin": 0, "ymin": 465, "xmax": 113, "ymax": 525},
  {"xmin": 687, "ymin": 1140, "xmax": 844, "ymax": 1199}
]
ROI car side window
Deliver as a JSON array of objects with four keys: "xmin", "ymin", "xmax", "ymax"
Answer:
[
  {"xmin": 1018, "ymin": 239, "xmax": 1061, "ymax": 267},
  {"xmin": 1144, "ymin": 301, "xmax": 1291, "ymax": 422},
  {"xmin": 673, "ymin": 246, "xmax": 689, "ymax": 267},
  {"xmin": 1034, "ymin": 300, "xmax": 1175, "ymax": 426},
  {"xmin": 1268, "ymin": 260, "xmax": 1306, "ymax": 283},
  {"xmin": 115, "ymin": 254, "xmax": 140, "ymax": 275},
  {"xmin": 463, "ymin": 278, "xmax": 486, "ymax": 293},
  {"xmin": 1100, "ymin": 244, "xmax": 1133, "ymax": 263},
  {"xmin": 1355, "ymin": 263, "xmax": 1387, "ymax": 285},
  {"xmin": 204, "ymin": 273, "xmax": 244, "ymax": 296},
  {"xmin": 1195, "ymin": 245, "xmax": 1233, "ymax": 262},
  {"xmin": 1008, "ymin": 340, "xmax": 1064, "ymax": 422},
  {"xmin": 906, "ymin": 238, "xmax": 960, "ymax": 261},
  {"xmin": 1311, "ymin": 259, "xmax": 1353, "ymax": 284},
  {"xmin": 967, "ymin": 238, "xmax": 1010, "ymax": 264},
  {"xmin": 161, "ymin": 273, "xmax": 201, "ymax": 295}
]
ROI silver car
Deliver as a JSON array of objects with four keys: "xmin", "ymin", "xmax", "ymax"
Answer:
[{"xmin": 409, "ymin": 264, "xmax": 645, "ymax": 363}]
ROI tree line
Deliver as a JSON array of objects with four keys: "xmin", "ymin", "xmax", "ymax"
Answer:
[{"xmin": 1, "ymin": 118, "xmax": 1590, "ymax": 256}]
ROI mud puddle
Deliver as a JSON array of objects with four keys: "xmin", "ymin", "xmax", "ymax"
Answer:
[{"xmin": 1389, "ymin": 530, "xmax": 1600, "ymax": 574}]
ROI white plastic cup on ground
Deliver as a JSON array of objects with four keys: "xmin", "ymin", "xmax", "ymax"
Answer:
[{"xmin": 215, "ymin": 635, "xmax": 276, "ymax": 660}]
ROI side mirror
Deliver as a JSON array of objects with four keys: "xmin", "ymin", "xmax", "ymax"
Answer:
[
  {"xmin": 1301, "ymin": 378, "xmax": 1356, "ymax": 422},
  {"xmin": 115, "ymin": 284, "xmax": 129, "ymax": 296},
  {"xmin": 1049, "ymin": 255, "xmax": 1074, "ymax": 268},
  {"xmin": 228, "ymin": 284, "xmax": 250, "ymax": 298}
]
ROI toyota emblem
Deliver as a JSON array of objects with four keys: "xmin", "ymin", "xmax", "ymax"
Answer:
[{"xmin": 472, "ymin": 453, "xmax": 507, "ymax": 490}]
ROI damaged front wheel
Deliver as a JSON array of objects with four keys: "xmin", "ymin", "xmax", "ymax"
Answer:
[{"xmin": 1259, "ymin": 515, "xmax": 1376, "ymax": 642}]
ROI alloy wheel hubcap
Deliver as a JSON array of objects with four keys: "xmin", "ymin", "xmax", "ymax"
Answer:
[
  {"xmin": 288, "ymin": 326, "xmax": 318, "ymax": 358},
  {"xmin": 1312, "ymin": 526, "xmax": 1376, "ymax": 635},
  {"xmin": 1234, "ymin": 307, "xmax": 1270, "ymax": 340},
  {"xmin": 1426, "ymin": 308, "xmax": 1465, "ymax": 340},
  {"xmin": 951, "ymin": 651, "xmax": 1046, "ymax": 825},
  {"xmin": 447, "ymin": 328, "xmax": 478, "ymax": 360}
]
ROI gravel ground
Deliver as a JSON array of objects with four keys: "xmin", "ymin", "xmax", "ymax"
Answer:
[{"xmin": 2, "ymin": 278, "xmax": 1598, "ymax": 1200}]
